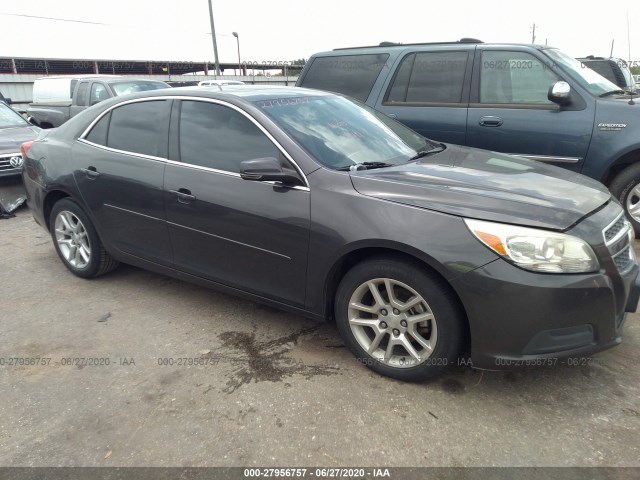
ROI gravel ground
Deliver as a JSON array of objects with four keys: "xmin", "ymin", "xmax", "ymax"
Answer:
[{"xmin": 1, "ymin": 183, "xmax": 639, "ymax": 469}]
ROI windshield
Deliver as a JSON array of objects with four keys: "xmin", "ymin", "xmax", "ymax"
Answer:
[
  {"xmin": 253, "ymin": 95, "xmax": 434, "ymax": 169},
  {"xmin": 619, "ymin": 61, "xmax": 637, "ymax": 93},
  {"xmin": 0, "ymin": 103, "xmax": 28, "ymax": 129},
  {"xmin": 110, "ymin": 81, "xmax": 169, "ymax": 96},
  {"xmin": 545, "ymin": 49, "xmax": 620, "ymax": 96}
]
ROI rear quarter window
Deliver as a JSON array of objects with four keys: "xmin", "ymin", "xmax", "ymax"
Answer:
[{"xmin": 299, "ymin": 54, "xmax": 390, "ymax": 102}]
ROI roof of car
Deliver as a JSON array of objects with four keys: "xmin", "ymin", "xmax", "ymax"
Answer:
[
  {"xmin": 116, "ymin": 85, "xmax": 332, "ymax": 103},
  {"xmin": 320, "ymin": 41, "xmax": 552, "ymax": 54}
]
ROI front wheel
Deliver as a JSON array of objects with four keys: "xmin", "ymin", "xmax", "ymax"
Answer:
[
  {"xmin": 335, "ymin": 257, "xmax": 464, "ymax": 381},
  {"xmin": 610, "ymin": 163, "xmax": 640, "ymax": 236}
]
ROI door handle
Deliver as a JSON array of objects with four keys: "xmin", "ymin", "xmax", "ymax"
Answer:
[
  {"xmin": 387, "ymin": 113, "xmax": 397, "ymax": 119},
  {"xmin": 169, "ymin": 188, "xmax": 196, "ymax": 204},
  {"xmin": 479, "ymin": 116, "xmax": 503, "ymax": 127},
  {"xmin": 80, "ymin": 166, "xmax": 100, "ymax": 179}
]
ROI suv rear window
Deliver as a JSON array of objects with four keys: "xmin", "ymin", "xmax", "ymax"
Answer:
[{"xmin": 300, "ymin": 54, "xmax": 389, "ymax": 102}]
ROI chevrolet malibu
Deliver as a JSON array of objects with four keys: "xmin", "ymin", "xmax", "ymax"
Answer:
[{"xmin": 22, "ymin": 86, "xmax": 640, "ymax": 381}]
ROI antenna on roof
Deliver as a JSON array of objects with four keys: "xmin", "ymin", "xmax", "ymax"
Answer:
[{"xmin": 627, "ymin": 10, "xmax": 635, "ymax": 105}]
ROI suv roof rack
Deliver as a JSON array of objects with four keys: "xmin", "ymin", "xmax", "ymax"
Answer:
[{"xmin": 333, "ymin": 38, "xmax": 483, "ymax": 51}]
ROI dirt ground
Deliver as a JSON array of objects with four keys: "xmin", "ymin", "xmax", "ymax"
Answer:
[{"xmin": 1, "ymin": 184, "xmax": 639, "ymax": 469}]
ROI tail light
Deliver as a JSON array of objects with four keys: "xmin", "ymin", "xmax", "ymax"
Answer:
[{"xmin": 21, "ymin": 140, "xmax": 34, "ymax": 159}]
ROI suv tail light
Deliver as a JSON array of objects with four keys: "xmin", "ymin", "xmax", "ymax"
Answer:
[{"xmin": 21, "ymin": 140, "xmax": 34, "ymax": 159}]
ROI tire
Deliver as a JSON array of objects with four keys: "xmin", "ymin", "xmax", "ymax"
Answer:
[
  {"xmin": 49, "ymin": 198, "xmax": 119, "ymax": 278},
  {"xmin": 610, "ymin": 163, "xmax": 640, "ymax": 236},
  {"xmin": 335, "ymin": 257, "xmax": 464, "ymax": 382}
]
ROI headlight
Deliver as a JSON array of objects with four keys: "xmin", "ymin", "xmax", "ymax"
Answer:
[{"xmin": 465, "ymin": 219, "xmax": 599, "ymax": 273}]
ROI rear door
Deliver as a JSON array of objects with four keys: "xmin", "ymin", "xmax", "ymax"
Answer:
[
  {"xmin": 163, "ymin": 99, "xmax": 310, "ymax": 306},
  {"xmin": 465, "ymin": 47, "xmax": 594, "ymax": 171},
  {"xmin": 73, "ymin": 99, "xmax": 173, "ymax": 265},
  {"xmin": 374, "ymin": 48, "xmax": 474, "ymax": 145}
]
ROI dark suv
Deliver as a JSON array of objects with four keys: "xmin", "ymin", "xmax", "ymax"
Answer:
[{"xmin": 297, "ymin": 40, "xmax": 640, "ymax": 234}]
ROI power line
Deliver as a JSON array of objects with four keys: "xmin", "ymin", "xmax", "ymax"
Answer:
[
  {"xmin": 0, "ymin": 12, "xmax": 109, "ymax": 25},
  {"xmin": 0, "ymin": 12, "xmax": 235, "ymax": 36}
]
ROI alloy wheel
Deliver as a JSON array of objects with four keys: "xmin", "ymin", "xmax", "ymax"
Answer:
[{"xmin": 347, "ymin": 277, "xmax": 437, "ymax": 368}]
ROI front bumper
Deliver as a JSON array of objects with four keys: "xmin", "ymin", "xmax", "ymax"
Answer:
[{"xmin": 451, "ymin": 258, "xmax": 640, "ymax": 370}]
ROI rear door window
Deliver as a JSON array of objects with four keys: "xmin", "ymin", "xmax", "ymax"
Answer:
[
  {"xmin": 106, "ymin": 100, "xmax": 170, "ymax": 157},
  {"xmin": 385, "ymin": 51, "xmax": 469, "ymax": 104},
  {"xmin": 300, "ymin": 54, "xmax": 390, "ymax": 102}
]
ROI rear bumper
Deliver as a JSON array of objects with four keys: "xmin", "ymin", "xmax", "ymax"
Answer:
[
  {"xmin": 22, "ymin": 170, "xmax": 47, "ymax": 229},
  {"xmin": 451, "ymin": 259, "xmax": 640, "ymax": 370}
]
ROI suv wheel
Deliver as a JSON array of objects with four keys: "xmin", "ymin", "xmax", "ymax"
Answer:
[
  {"xmin": 610, "ymin": 163, "xmax": 640, "ymax": 235},
  {"xmin": 50, "ymin": 198, "xmax": 119, "ymax": 278},
  {"xmin": 335, "ymin": 257, "xmax": 463, "ymax": 381}
]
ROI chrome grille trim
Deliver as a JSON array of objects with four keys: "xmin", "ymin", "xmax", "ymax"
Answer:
[
  {"xmin": 603, "ymin": 213, "xmax": 627, "ymax": 245},
  {"xmin": 603, "ymin": 212, "xmax": 634, "ymax": 272},
  {"xmin": 0, "ymin": 152, "xmax": 22, "ymax": 171}
]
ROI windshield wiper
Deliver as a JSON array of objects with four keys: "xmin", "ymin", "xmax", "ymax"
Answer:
[
  {"xmin": 600, "ymin": 89, "xmax": 627, "ymax": 97},
  {"xmin": 336, "ymin": 162, "xmax": 396, "ymax": 171},
  {"xmin": 409, "ymin": 144, "xmax": 446, "ymax": 161}
]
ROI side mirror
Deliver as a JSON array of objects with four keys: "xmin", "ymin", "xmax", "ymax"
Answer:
[
  {"xmin": 27, "ymin": 116, "xmax": 39, "ymax": 126},
  {"xmin": 548, "ymin": 81, "xmax": 572, "ymax": 106},
  {"xmin": 240, "ymin": 157, "xmax": 302, "ymax": 186},
  {"xmin": 4, "ymin": 97, "xmax": 12, "ymax": 105}
]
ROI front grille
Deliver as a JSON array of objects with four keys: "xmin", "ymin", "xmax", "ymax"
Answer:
[
  {"xmin": 604, "ymin": 215, "xmax": 626, "ymax": 243},
  {"xmin": 0, "ymin": 153, "xmax": 22, "ymax": 172},
  {"xmin": 603, "ymin": 212, "xmax": 635, "ymax": 273},
  {"xmin": 613, "ymin": 245, "xmax": 634, "ymax": 271}
]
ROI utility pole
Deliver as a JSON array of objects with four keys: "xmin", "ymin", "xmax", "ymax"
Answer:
[
  {"xmin": 531, "ymin": 23, "xmax": 536, "ymax": 44},
  {"xmin": 207, "ymin": 0, "xmax": 221, "ymax": 76}
]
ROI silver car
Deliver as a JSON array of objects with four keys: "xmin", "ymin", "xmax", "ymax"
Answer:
[{"xmin": 0, "ymin": 102, "xmax": 40, "ymax": 177}]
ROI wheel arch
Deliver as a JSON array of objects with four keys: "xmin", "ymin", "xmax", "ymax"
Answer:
[
  {"xmin": 320, "ymin": 242, "xmax": 471, "ymax": 351},
  {"xmin": 603, "ymin": 148, "xmax": 640, "ymax": 186},
  {"xmin": 42, "ymin": 189, "xmax": 73, "ymax": 230}
]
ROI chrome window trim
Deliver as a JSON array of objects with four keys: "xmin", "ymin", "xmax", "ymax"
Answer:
[
  {"xmin": 77, "ymin": 139, "xmax": 310, "ymax": 193},
  {"xmin": 77, "ymin": 138, "xmax": 167, "ymax": 163},
  {"xmin": 77, "ymin": 95, "xmax": 310, "ymax": 188}
]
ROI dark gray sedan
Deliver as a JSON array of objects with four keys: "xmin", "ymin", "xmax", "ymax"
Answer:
[
  {"xmin": 0, "ymin": 102, "xmax": 40, "ymax": 177},
  {"xmin": 21, "ymin": 86, "xmax": 640, "ymax": 381}
]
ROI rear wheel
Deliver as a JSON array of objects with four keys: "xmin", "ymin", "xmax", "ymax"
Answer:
[
  {"xmin": 335, "ymin": 257, "xmax": 464, "ymax": 381},
  {"xmin": 610, "ymin": 163, "xmax": 640, "ymax": 236},
  {"xmin": 50, "ymin": 198, "xmax": 119, "ymax": 278}
]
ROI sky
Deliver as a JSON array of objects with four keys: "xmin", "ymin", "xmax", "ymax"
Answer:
[{"xmin": 1, "ymin": 0, "xmax": 639, "ymax": 65}]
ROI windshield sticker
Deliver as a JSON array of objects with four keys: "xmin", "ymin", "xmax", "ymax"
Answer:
[{"xmin": 257, "ymin": 97, "xmax": 310, "ymax": 108}]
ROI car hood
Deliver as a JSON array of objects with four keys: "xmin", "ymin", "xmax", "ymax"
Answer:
[
  {"xmin": 0, "ymin": 126, "xmax": 40, "ymax": 154},
  {"xmin": 349, "ymin": 144, "xmax": 611, "ymax": 230}
]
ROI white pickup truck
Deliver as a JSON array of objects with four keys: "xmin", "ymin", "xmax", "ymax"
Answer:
[{"xmin": 27, "ymin": 75, "xmax": 169, "ymax": 128}]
